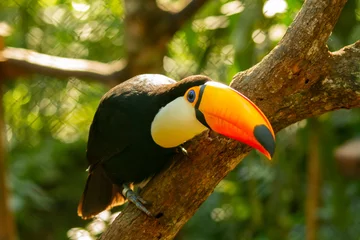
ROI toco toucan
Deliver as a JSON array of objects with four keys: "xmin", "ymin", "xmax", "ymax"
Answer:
[{"xmin": 77, "ymin": 74, "xmax": 275, "ymax": 219}]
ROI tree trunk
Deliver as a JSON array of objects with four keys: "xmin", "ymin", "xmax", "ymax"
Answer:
[
  {"xmin": 306, "ymin": 118, "xmax": 321, "ymax": 240},
  {"xmin": 0, "ymin": 36, "xmax": 16, "ymax": 240}
]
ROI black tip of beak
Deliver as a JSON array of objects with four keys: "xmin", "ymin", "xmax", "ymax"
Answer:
[{"xmin": 254, "ymin": 125, "xmax": 275, "ymax": 158}]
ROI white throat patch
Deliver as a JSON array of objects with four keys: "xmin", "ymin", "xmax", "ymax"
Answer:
[{"xmin": 151, "ymin": 97, "xmax": 208, "ymax": 148}]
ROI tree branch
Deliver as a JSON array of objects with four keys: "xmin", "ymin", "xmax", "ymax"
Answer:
[
  {"xmin": 0, "ymin": 47, "xmax": 129, "ymax": 86},
  {"xmin": 0, "ymin": 1, "xmax": 209, "ymax": 86},
  {"xmin": 306, "ymin": 119, "xmax": 321, "ymax": 240},
  {"xmin": 331, "ymin": 40, "xmax": 360, "ymax": 85},
  {"xmin": 99, "ymin": 0, "xmax": 359, "ymax": 239}
]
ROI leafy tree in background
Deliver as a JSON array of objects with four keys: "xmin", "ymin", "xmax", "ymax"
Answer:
[{"xmin": 0, "ymin": 0, "xmax": 359, "ymax": 240}]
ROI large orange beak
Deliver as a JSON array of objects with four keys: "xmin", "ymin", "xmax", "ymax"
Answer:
[{"xmin": 195, "ymin": 81, "xmax": 275, "ymax": 159}]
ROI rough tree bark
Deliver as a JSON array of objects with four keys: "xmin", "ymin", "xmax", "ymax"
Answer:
[{"xmin": 99, "ymin": 0, "xmax": 360, "ymax": 239}]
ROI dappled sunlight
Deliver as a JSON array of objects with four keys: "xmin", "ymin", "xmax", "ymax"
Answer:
[
  {"xmin": 67, "ymin": 228, "xmax": 94, "ymax": 240},
  {"xmin": 221, "ymin": 1, "xmax": 245, "ymax": 16},
  {"xmin": 252, "ymin": 29, "xmax": 266, "ymax": 44},
  {"xmin": 67, "ymin": 210, "xmax": 120, "ymax": 239},
  {"xmin": 41, "ymin": 6, "xmax": 67, "ymax": 26},
  {"xmin": 156, "ymin": 0, "xmax": 190, "ymax": 12},
  {"xmin": 269, "ymin": 24, "xmax": 287, "ymax": 41},
  {"xmin": 263, "ymin": 0, "xmax": 288, "ymax": 18},
  {"xmin": 72, "ymin": 2, "xmax": 91, "ymax": 12},
  {"xmin": 221, "ymin": 45, "xmax": 235, "ymax": 66},
  {"xmin": 192, "ymin": 16, "xmax": 229, "ymax": 31},
  {"xmin": 3, "ymin": 77, "xmax": 101, "ymax": 148}
]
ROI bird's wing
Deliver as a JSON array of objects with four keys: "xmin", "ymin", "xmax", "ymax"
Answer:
[
  {"xmin": 85, "ymin": 74, "xmax": 176, "ymax": 168},
  {"xmin": 86, "ymin": 103, "xmax": 131, "ymax": 169}
]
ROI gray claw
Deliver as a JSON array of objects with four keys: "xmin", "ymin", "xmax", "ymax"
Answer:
[
  {"xmin": 137, "ymin": 196, "xmax": 149, "ymax": 205},
  {"xmin": 179, "ymin": 146, "xmax": 188, "ymax": 156},
  {"xmin": 122, "ymin": 184, "xmax": 152, "ymax": 216}
]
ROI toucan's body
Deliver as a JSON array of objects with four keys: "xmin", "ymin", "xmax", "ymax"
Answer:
[
  {"xmin": 87, "ymin": 75, "xmax": 182, "ymax": 184},
  {"xmin": 78, "ymin": 74, "xmax": 275, "ymax": 219}
]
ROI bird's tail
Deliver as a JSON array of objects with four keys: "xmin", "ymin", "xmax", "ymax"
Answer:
[{"xmin": 77, "ymin": 167, "xmax": 126, "ymax": 219}]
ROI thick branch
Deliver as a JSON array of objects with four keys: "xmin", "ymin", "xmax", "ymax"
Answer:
[
  {"xmin": 0, "ymin": 47, "xmax": 129, "ymax": 86},
  {"xmin": 331, "ymin": 40, "xmax": 360, "ymax": 82},
  {"xmin": 230, "ymin": 0, "xmax": 350, "ymax": 130},
  {"xmin": 100, "ymin": 0, "xmax": 358, "ymax": 239}
]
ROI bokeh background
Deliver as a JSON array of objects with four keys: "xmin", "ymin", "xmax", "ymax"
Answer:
[{"xmin": 1, "ymin": 0, "xmax": 360, "ymax": 239}]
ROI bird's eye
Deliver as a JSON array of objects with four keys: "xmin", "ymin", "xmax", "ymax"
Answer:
[{"xmin": 187, "ymin": 90, "xmax": 196, "ymax": 103}]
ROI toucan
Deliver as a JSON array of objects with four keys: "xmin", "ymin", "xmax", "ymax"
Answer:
[{"xmin": 77, "ymin": 74, "xmax": 275, "ymax": 219}]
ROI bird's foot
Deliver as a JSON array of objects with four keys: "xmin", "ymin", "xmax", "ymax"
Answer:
[{"xmin": 122, "ymin": 184, "xmax": 152, "ymax": 216}]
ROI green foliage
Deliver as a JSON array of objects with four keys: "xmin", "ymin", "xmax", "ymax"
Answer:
[{"xmin": 1, "ymin": 0, "xmax": 360, "ymax": 239}]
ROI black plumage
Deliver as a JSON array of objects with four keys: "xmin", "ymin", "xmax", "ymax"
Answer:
[{"xmin": 78, "ymin": 75, "xmax": 210, "ymax": 218}]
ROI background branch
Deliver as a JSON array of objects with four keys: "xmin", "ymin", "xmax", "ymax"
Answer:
[
  {"xmin": 0, "ymin": 0, "xmax": 210, "ymax": 86},
  {"xmin": 306, "ymin": 118, "xmax": 321, "ymax": 240},
  {"xmin": 99, "ymin": 0, "xmax": 360, "ymax": 239},
  {"xmin": 123, "ymin": 0, "xmax": 210, "ymax": 76},
  {"xmin": 0, "ymin": 47, "xmax": 129, "ymax": 86}
]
